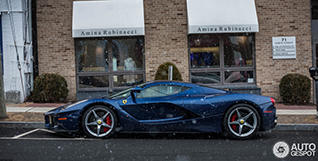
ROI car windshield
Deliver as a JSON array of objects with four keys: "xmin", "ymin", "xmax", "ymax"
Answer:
[{"xmin": 107, "ymin": 83, "xmax": 147, "ymax": 99}]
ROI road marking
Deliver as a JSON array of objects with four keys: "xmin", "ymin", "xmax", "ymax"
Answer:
[
  {"xmin": 0, "ymin": 137, "xmax": 94, "ymax": 141},
  {"xmin": 0, "ymin": 128, "xmax": 102, "ymax": 140},
  {"xmin": 0, "ymin": 137, "xmax": 15, "ymax": 139},
  {"xmin": 12, "ymin": 128, "xmax": 40, "ymax": 139},
  {"xmin": 39, "ymin": 128, "xmax": 57, "ymax": 134},
  {"xmin": 0, "ymin": 136, "xmax": 101, "ymax": 141}
]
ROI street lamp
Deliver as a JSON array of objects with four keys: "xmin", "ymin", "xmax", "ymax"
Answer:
[{"xmin": 308, "ymin": 66, "xmax": 318, "ymax": 118}]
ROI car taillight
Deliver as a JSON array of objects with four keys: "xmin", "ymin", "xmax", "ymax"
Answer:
[{"xmin": 270, "ymin": 97, "xmax": 275, "ymax": 106}]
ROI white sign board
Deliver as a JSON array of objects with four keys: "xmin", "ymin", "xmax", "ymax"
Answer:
[
  {"xmin": 72, "ymin": 0, "xmax": 145, "ymax": 38},
  {"xmin": 187, "ymin": 0, "xmax": 259, "ymax": 34},
  {"xmin": 272, "ymin": 37, "xmax": 296, "ymax": 59}
]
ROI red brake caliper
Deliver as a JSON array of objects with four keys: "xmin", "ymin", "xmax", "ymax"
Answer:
[
  {"xmin": 231, "ymin": 114, "xmax": 237, "ymax": 130},
  {"xmin": 104, "ymin": 115, "xmax": 111, "ymax": 132}
]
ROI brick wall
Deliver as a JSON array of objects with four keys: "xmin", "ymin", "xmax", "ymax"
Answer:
[
  {"xmin": 144, "ymin": 0, "xmax": 189, "ymax": 81},
  {"xmin": 255, "ymin": 0, "xmax": 312, "ymax": 101},
  {"xmin": 36, "ymin": 0, "xmax": 313, "ymax": 102},
  {"xmin": 37, "ymin": 0, "xmax": 76, "ymax": 101}
]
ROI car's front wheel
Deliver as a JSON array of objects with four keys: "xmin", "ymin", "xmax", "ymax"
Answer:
[
  {"xmin": 82, "ymin": 105, "xmax": 117, "ymax": 138},
  {"xmin": 223, "ymin": 104, "xmax": 260, "ymax": 139}
]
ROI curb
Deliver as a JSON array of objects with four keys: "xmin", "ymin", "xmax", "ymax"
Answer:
[
  {"xmin": 1, "ymin": 122, "xmax": 318, "ymax": 131},
  {"xmin": 273, "ymin": 124, "xmax": 318, "ymax": 131},
  {"xmin": 0, "ymin": 122, "xmax": 44, "ymax": 129}
]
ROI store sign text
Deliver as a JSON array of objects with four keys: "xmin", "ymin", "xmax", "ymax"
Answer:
[
  {"xmin": 196, "ymin": 26, "xmax": 252, "ymax": 33},
  {"xmin": 80, "ymin": 29, "xmax": 138, "ymax": 37}
]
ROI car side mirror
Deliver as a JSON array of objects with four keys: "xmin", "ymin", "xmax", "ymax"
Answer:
[{"xmin": 130, "ymin": 86, "xmax": 141, "ymax": 102}]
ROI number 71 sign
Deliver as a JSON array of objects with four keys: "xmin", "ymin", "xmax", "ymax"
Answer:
[{"xmin": 272, "ymin": 37, "xmax": 296, "ymax": 59}]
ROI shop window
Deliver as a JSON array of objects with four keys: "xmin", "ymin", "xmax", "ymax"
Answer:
[
  {"xmin": 191, "ymin": 72, "xmax": 220, "ymax": 84},
  {"xmin": 225, "ymin": 71, "xmax": 254, "ymax": 84},
  {"xmin": 75, "ymin": 37, "xmax": 144, "ymax": 91},
  {"xmin": 224, "ymin": 36, "xmax": 254, "ymax": 68},
  {"xmin": 112, "ymin": 39, "xmax": 144, "ymax": 71},
  {"xmin": 190, "ymin": 35, "xmax": 220, "ymax": 68},
  {"xmin": 189, "ymin": 34, "xmax": 255, "ymax": 86},
  {"xmin": 77, "ymin": 39, "xmax": 109, "ymax": 72},
  {"xmin": 79, "ymin": 76, "xmax": 109, "ymax": 88},
  {"xmin": 113, "ymin": 74, "xmax": 144, "ymax": 87},
  {"xmin": 312, "ymin": 0, "xmax": 318, "ymax": 20}
]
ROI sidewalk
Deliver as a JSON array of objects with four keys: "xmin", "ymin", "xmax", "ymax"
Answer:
[
  {"xmin": 4, "ymin": 103, "xmax": 318, "ymax": 115},
  {"xmin": 275, "ymin": 103, "xmax": 317, "ymax": 115},
  {"xmin": 5, "ymin": 103, "xmax": 66, "ymax": 113}
]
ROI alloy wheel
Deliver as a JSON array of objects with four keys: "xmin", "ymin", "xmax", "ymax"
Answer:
[
  {"xmin": 226, "ymin": 105, "xmax": 259, "ymax": 138},
  {"xmin": 83, "ymin": 106, "xmax": 116, "ymax": 138}
]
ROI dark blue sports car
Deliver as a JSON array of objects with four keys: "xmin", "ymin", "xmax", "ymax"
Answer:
[{"xmin": 44, "ymin": 81, "xmax": 277, "ymax": 139}]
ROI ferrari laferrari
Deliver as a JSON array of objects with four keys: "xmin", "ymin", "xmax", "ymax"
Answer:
[{"xmin": 44, "ymin": 81, "xmax": 277, "ymax": 139}]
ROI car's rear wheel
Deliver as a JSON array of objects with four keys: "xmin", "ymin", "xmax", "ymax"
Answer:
[
  {"xmin": 82, "ymin": 105, "xmax": 117, "ymax": 138},
  {"xmin": 223, "ymin": 104, "xmax": 260, "ymax": 139}
]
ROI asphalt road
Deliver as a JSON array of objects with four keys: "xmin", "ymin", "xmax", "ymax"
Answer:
[{"xmin": 0, "ymin": 128, "xmax": 317, "ymax": 161}]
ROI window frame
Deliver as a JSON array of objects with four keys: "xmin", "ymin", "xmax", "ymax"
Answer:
[
  {"xmin": 189, "ymin": 33, "xmax": 256, "ymax": 87},
  {"xmin": 75, "ymin": 36, "xmax": 145, "ymax": 92}
]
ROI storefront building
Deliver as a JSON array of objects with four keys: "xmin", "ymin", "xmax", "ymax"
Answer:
[
  {"xmin": 72, "ymin": 0, "xmax": 145, "ymax": 100},
  {"xmin": 187, "ymin": 0, "xmax": 259, "ymax": 93},
  {"xmin": 36, "ymin": 0, "xmax": 313, "ymax": 102}
]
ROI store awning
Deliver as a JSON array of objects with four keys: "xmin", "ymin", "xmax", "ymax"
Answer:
[
  {"xmin": 72, "ymin": 0, "xmax": 145, "ymax": 38},
  {"xmin": 186, "ymin": 0, "xmax": 259, "ymax": 34}
]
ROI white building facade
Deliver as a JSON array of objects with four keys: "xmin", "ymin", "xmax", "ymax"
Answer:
[{"xmin": 0, "ymin": 0, "xmax": 33, "ymax": 103}]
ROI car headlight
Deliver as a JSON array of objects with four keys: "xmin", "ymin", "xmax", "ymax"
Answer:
[{"xmin": 60, "ymin": 99, "xmax": 87, "ymax": 111}]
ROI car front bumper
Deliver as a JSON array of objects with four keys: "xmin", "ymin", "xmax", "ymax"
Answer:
[{"xmin": 44, "ymin": 107, "xmax": 81, "ymax": 132}]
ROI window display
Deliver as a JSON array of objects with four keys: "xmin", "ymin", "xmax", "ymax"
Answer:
[
  {"xmin": 113, "ymin": 74, "xmax": 144, "ymax": 87},
  {"xmin": 112, "ymin": 39, "xmax": 143, "ymax": 71},
  {"xmin": 189, "ymin": 34, "xmax": 255, "ymax": 85},
  {"xmin": 75, "ymin": 37, "xmax": 144, "ymax": 91},
  {"xmin": 76, "ymin": 39, "xmax": 109, "ymax": 72},
  {"xmin": 190, "ymin": 35, "xmax": 220, "ymax": 68},
  {"xmin": 224, "ymin": 35, "xmax": 254, "ymax": 67}
]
